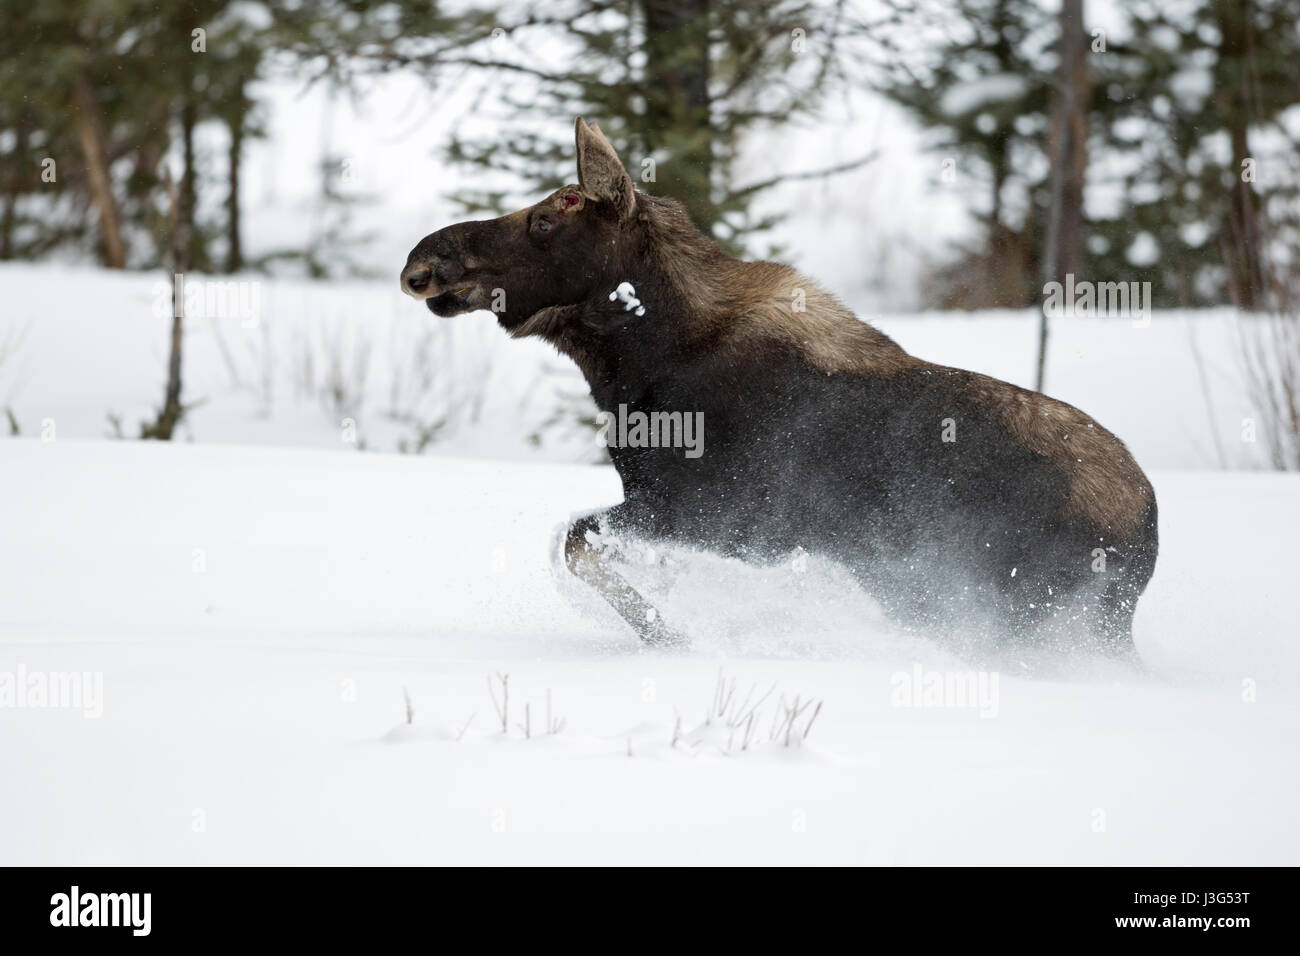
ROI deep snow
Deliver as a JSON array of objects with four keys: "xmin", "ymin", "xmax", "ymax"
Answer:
[
  {"xmin": 1, "ymin": 439, "xmax": 1296, "ymax": 865},
  {"xmin": 2, "ymin": 262, "xmax": 1296, "ymax": 864}
]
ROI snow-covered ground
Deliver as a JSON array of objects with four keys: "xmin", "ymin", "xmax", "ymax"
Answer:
[
  {"xmin": 1, "ymin": 439, "xmax": 1297, "ymax": 865},
  {"xmin": 2, "ymin": 263, "xmax": 1297, "ymax": 864}
]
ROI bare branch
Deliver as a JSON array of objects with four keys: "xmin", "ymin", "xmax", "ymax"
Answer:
[{"xmin": 724, "ymin": 150, "xmax": 880, "ymax": 204}]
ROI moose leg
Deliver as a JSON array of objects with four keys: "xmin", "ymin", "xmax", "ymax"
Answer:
[
  {"xmin": 1089, "ymin": 581, "xmax": 1141, "ymax": 661},
  {"xmin": 564, "ymin": 511, "xmax": 685, "ymax": 647}
]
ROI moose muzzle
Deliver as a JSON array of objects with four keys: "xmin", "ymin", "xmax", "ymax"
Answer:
[{"xmin": 400, "ymin": 224, "xmax": 473, "ymax": 300}]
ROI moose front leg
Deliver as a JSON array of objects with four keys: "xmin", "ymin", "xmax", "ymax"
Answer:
[{"xmin": 564, "ymin": 510, "xmax": 685, "ymax": 647}]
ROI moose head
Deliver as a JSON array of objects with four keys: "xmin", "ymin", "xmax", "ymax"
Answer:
[{"xmin": 400, "ymin": 118, "xmax": 641, "ymax": 331}]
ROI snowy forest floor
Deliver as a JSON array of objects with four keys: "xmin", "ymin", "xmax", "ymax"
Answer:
[{"xmin": 1, "ymin": 439, "xmax": 1296, "ymax": 865}]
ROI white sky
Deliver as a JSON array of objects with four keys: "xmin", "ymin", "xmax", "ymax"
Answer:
[{"xmin": 232, "ymin": 69, "xmax": 968, "ymax": 311}]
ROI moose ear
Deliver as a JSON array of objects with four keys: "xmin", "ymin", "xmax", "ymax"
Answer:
[{"xmin": 575, "ymin": 117, "xmax": 635, "ymax": 219}]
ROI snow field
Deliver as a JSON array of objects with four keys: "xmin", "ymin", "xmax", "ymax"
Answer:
[{"xmin": 1, "ymin": 439, "xmax": 1296, "ymax": 865}]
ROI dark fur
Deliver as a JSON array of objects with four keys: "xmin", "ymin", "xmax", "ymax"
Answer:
[{"xmin": 402, "ymin": 119, "xmax": 1158, "ymax": 653}]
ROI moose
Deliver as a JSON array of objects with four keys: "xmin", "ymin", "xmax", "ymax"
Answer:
[{"xmin": 402, "ymin": 118, "xmax": 1158, "ymax": 656}]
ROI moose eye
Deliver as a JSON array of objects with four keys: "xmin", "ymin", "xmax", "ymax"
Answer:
[
  {"xmin": 563, "ymin": 193, "xmax": 580, "ymax": 207},
  {"xmin": 533, "ymin": 216, "xmax": 553, "ymax": 235}
]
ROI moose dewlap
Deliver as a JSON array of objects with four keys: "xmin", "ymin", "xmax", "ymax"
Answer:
[{"xmin": 401, "ymin": 118, "xmax": 1158, "ymax": 655}]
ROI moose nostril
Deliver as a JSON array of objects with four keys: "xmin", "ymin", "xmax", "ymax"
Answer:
[{"xmin": 405, "ymin": 266, "xmax": 432, "ymax": 294}]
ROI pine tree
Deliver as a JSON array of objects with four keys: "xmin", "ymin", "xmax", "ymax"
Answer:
[
  {"xmin": 285, "ymin": 0, "xmax": 867, "ymax": 253},
  {"xmin": 1091, "ymin": 0, "xmax": 1300, "ymax": 308},
  {"xmin": 874, "ymin": 0, "xmax": 1055, "ymax": 307}
]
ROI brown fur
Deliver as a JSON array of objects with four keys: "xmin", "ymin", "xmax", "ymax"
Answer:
[
  {"xmin": 967, "ymin": 375, "xmax": 1154, "ymax": 537},
  {"xmin": 629, "ymin": 189, "xmax": 1152, "ymax": 538},
  {"xmin": 632, "ymin": 192, "xmax": 914, "ymax": 373}
]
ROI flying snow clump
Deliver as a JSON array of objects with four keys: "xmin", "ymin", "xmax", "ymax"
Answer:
[{"xmin": 610, "ymin": 281, "xmax": 646, "ymax": 316}]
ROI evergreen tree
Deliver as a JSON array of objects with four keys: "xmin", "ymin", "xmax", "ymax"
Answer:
[
  {"xmin": 874, "ymin": 0, "xmax": 1055, "ymax": 307},
  {"xmin": 284, "ymin": 0, "xmax": 868, "ymax": 253},
  {"xmin": 1091, "ymin": 0, "xmax": 1300, "ymax": 308}
]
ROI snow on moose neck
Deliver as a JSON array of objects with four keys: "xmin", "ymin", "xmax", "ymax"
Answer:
[{"xmin": 609, "ymin": 281, "xmax": 646, "ymax": 316}]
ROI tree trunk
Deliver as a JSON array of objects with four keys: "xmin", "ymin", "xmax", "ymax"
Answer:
[
  {"xmin": 141, "ymin": 167, "xmax": 187, "ymax": 441},
  {"xmin": 141, "ymin": 76, "xmax": 195, "ymax": 441},
  {"xmin": 226, "ymin": 76, "xmax": 246, "ymax": 274},
  {"xmin": 989, "ymin": 144, "xmax": 1007, "ymax": 303},
  {"xmin": 132, "ymin": 136, "xmax": 166, "ymax": 264},
  {"xmin": 179, "ymin": 69, "xmax": 199, "ymax": 272},
  {"xmin": 0, "ymin": 112, "xmax": 27, "ymax": 259},
  {"xmin": 72, "ymin": 71, "xmax": 126, "ymax": 269},
  {"xmin": 1038, "ymin": 0, "xmax": 1089, "ymax": 392},
  {"xmin": 640, "ymin": 0, "xmax": 712, "ymax": 229},
  {"xmin": 1216, "ymin": 0, "xmax": 1265, "ymax": 311}
]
